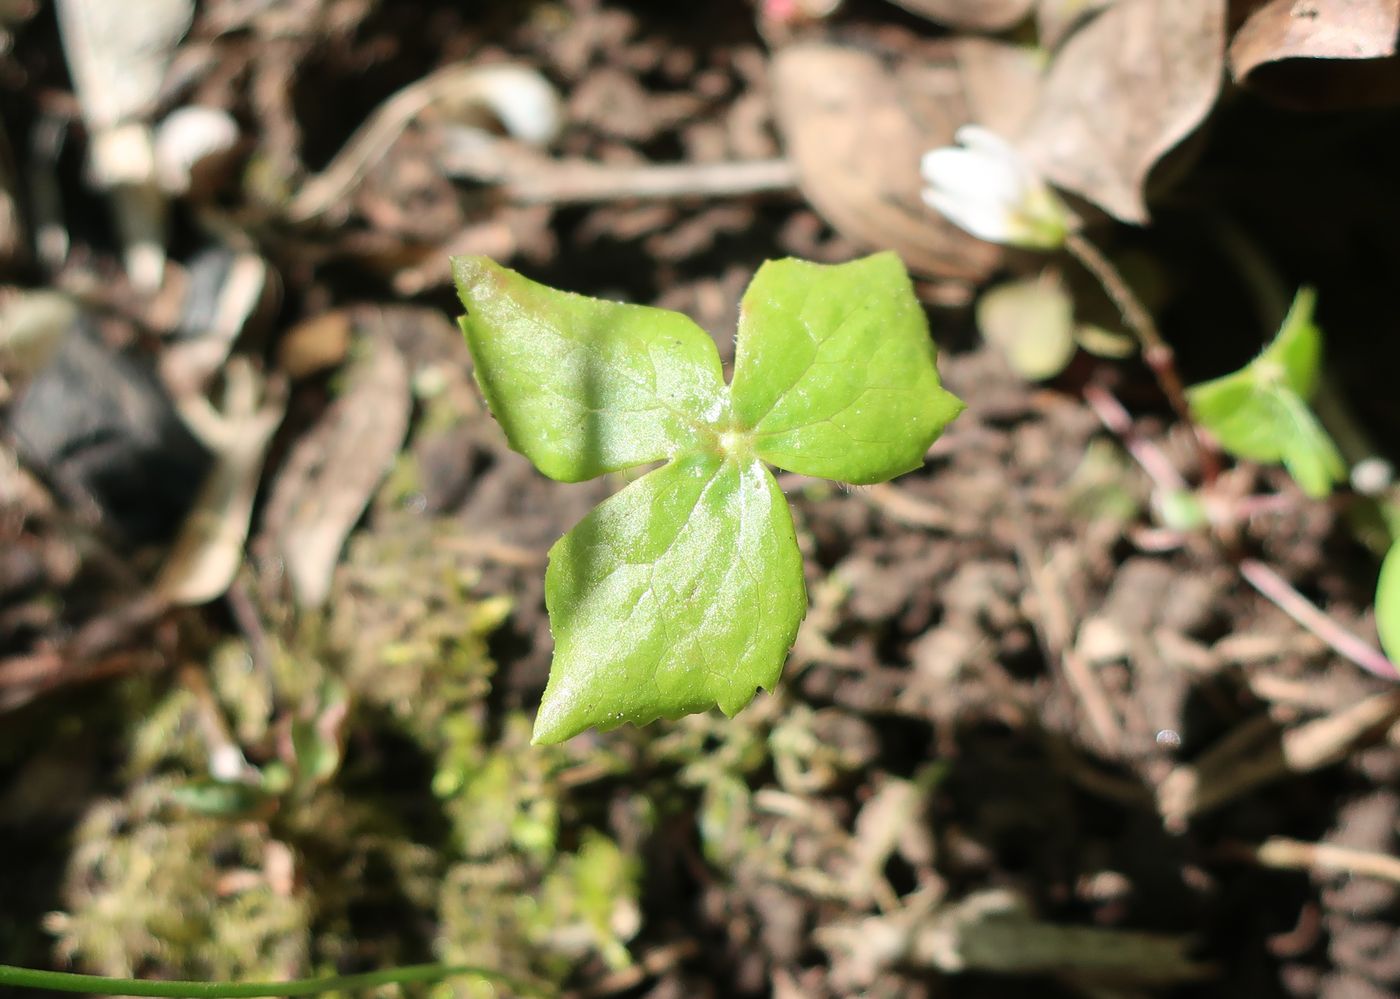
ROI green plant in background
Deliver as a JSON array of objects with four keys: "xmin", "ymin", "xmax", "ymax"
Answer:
[
  {"xmin": 1378, "ymin": 539, "xmax": 1400, "ymax": 666},
  {"xmin": 1187, "ymin": 288, "xmax": 1345, "ymax": 499},
  {"xmin": 453, "ymin": 252, "xmax": 962, "ymax": 744}
]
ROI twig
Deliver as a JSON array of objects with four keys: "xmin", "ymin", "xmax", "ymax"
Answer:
[
  {"xmin": 500, "ymin": 157, "xmax": 799, "ymax": 206},
  {"xmin": 1239, "ymin": 558, "xmax": 1398, "ymax": 681},
  {"xmin": 225, "ymin": 576, "xmax": 275, "ymax": 681},
  {"xmin": 572, "ymin": 941, "xmax": 700, "ymax": 998},
  {"xmin": 0, "ymin": 649, "xmax": 157, "ymax": 712},
  {"xmin": 861, "ymin": 481, "xmax": 953, "ymax": 531},
  {"xmin": 1065, "ymin": 231, "xmax": 1219, "ymax": 482},
  {"xmin": 1225, "ymin": 836, "xmax": 1400, "ymax": 886},
  {"xmin": 286, "ymin": 64, "xmax": 528, "ymax": 223},
  {"xmin": 1157, "ymin": 689, "xmax": 1400, "ymax": 823}
]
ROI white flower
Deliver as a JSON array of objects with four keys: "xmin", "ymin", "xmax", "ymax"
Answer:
[{"xmin": 920, "ymin": 126, "xmax": 1073, "ymax": 250}]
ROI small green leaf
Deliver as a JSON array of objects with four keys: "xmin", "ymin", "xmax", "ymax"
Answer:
[
  {"xmin": 536, "ymin": 452, "xmax": 805, "ymax": 744},
  {"xmin": 1378, "ymin": 541, "xmax": 1400, "ymax": 667},
  {"xmin": 729, "ymin": 253, "xmax": 964, "ymax": 484},
  {"xmin": 1265, "ymin": 287, "xmax": 1323, "ymax": 397},
  {"xmin": 453, "ymin": 256, "xmax": 726, "ymax": 482},
  {"xmin": 1187, "ymin": 287, "xmax": 1345, "ymax": 498},
  {"xmin": 1154, "ymin": 489, "xmax": 1208, "ymax": 532},
  {"xmin": 1274, "ymin": 392, "xmax": 1347, "ymax": 499},
  {"xmin": 169, "ymin": 778, "xmax": 270, "ymax": 818}
]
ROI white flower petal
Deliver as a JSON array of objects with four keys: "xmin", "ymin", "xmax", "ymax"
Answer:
[
  {"xmin": 953, "ymin": 124, "xmax": 1017, "ymax": 160},
  {"xmin": 923, "ymin": 187, "xmax": 1014, "ymax": 244},
  {"xmin": 921, "ymin": 126, "xmax": 1071, "ymax": 249},
  {"xmin": 957, "ymin": 124, "xmax": 1042, "ymax": 193},
  {"xmin": 921, "ymin": 146, "xmax": 1023, "ymax": 208}
]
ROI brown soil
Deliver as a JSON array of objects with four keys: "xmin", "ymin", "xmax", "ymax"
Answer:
[{"xmin": 3, "ymin": 2, "xmax": 1400, "ymax": 998}]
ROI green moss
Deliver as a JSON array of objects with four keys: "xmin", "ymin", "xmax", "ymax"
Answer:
[
  {"xmin": 47, "ymin": 501, "xmax": 654, "ymax": 992},
  {"xmin": 50, "ymin": 778, "xmax": 311, "ymax": 981}
]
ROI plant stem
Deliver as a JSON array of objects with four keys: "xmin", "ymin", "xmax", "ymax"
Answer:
[
  {"xmin": 1063, "ymin": 230, "xmax": 1219, "ymax": 481},
  {"xmin": 1086, "ymin": 383, "xmax": 1398, "ymax": 687},
  {"xmin": 0, "ymin": 962, "xmax": 534, "ymax": 998},
  {"xmin": 1238, "ymin": 559, "xmax": 1399, "ymax": 682}
]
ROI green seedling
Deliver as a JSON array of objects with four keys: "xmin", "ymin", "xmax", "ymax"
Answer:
[
  {"xmin": 1379, "ymin": 539, "xmax": 1400, "ymax": 667},
  {"xmin": 453, "ymin": 252, "xmax": 962, "ymax": 743},
  {"xmin": 1187, "ymin": 287, "xmax": 1345, "ymax": 498}
]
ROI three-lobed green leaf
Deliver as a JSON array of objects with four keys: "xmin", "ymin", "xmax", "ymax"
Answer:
[
  {"xmin": 1187, "ymin": 287, "xmax": 1345, "ymax": 498},
  {"xmin": 454, "ymin": 252, "xmax": 962, "ymax": 743}
]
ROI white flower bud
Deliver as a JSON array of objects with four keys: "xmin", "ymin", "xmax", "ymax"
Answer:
[{"xmin": 920, "ymin": 125, "xmax": 1073, "ymax": 250}]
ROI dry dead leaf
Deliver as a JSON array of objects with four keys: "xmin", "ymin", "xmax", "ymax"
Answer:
[
  {"xmin": 1231, "ymin": 0, "xmax": 1399, "ymax": 78},
  {"xmin": 262, "ymin": 324, "xmax": 412, "ymax": 609},
  {"xmin": 881, "ymin": 0, "xmax": 1034, "ymax": 31},
  {"xmin": 954, "ymin": 38, "xmax": 1045, "ymax": 139},
  {"xmin": 771, "ymin": 41, "xmax": 1002, "ymax": 281},
  {"xmin": 1020, "ymin": 0, "xmax": 1226, "ymax": 223},
  {"xmin": 1035, "ymin": 0, "xmax": 1119, "ymax": 49},
  {"xmin": 1228, "ymin": 0, "xmax": 1400, "ymax": 108}
]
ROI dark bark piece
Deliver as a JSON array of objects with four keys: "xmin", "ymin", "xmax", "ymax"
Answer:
[{"xmin": 11, "ymin": 322, "xmax": 211, "ymax": 545}]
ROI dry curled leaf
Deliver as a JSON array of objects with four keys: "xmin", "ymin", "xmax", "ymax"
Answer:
[
  {"xmin": 881, "ymin": 0, "xmax": 1034, "ymax": 31},
  {"xmin": 1228, "ymin": 0, "xmax": 1400, "ymax": 108},
  {"xmin": 1231, "ymin": 0, "xmax": 1399, "ymax": 78},
  {"xmin": 771, "ymin": 41, "xmax": 1001, "ymax": 282},
  {"xmin": 1020, "ymin": 0, "xmax": 1226, "ymax": 223},
  {"xmin": 263, "ymin": 324, "xmax": 412, "ymax": 609}
]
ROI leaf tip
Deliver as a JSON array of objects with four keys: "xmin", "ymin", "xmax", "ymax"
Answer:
[
  {"xmin": 715, "ymin": 683, "xmax": 768, "ymax": 719},
  {"xmin": 530, "ymin": 695, "xmax": 579, "ymax": 746}
]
